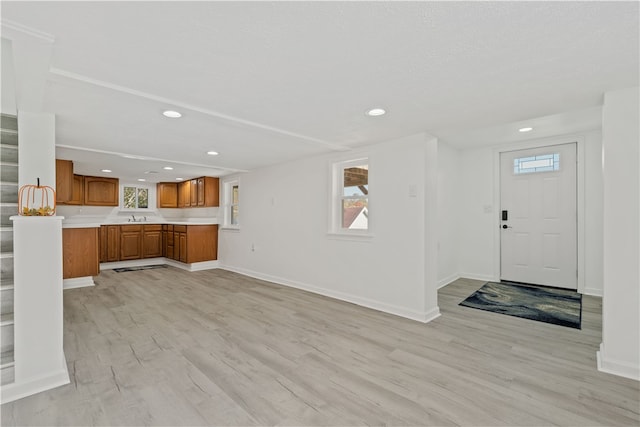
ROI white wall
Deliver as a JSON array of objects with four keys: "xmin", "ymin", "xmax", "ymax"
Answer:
[
  {"xmin": 437, "ymin": 140, "xmax": 460, "ymax": 287},
  {"xmin": 598, "ymin": 86, "xmax": 639, "ymax": 380},
  {"xmin": 219, "ymin": 133, "xmax": 440, "ymax": 322},
  {"xmin": 457, "ymin": 147, "xmax": 496, "ymax": 281},
  {"xmin": 456, "ymin": 130, "xmax": 604, "ymax": 294},
  {"xmin": 1, "ymin": 38, "xmax": 17, "ymax": 115}
]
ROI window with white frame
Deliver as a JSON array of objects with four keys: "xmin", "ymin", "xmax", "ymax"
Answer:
[
  {"xmin": 123, "ymin": 186, "xmax": 149, "ymax": 209},
  {"xmin": 332, "ymin": 158, "xmax": 369, "ymax": 233},
  {"xmin": 223, "ymin": 179, "xmax": 240, "ymax": 227}
]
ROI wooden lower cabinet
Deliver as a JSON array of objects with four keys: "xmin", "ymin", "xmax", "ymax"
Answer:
[
  {"xmin": 99, "ymin": 223, "xmax": 217, "ymax": 264},
  {"xmin": 120, "ymin": 225, "xmax": 143, "ymax": 260},
  {"xmin": 185, "ymin": 225, "xmax": 218, "ymax": 263},
  {"xmin": 63, "ymin": 228, "xmax": 100, "ymax": 279},
  {"xmin": 100, "ymin": 225, "xmax": 120, "ymax": 262},
  {"xmin": 143, "ymin": 225, "xmax": 163, "ymax": 258}
]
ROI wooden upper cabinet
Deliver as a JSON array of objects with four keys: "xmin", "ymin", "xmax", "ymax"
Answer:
[
  {"xmin": 190, "ymin": 179, "xmax": 198, "ymax": 207},
  {"xmin": 59, "ymin": 174, "xmax": 84, "ymax": 206},
  {"xmin": 55, "ymin": 159, "xmax": 74, "ymax": 203},
  {"xmin": 63, "ymin": 227, "xmax": 99, "ymax": 279},
  {"xmin": 178, "ymin": 180, "xmax": 191, "ymax": 208},
  {"xmin": 84, "ymin": 176, "xmax": 119, "ymax": 206},
  {"xmin": 157, "ymin": 183, "xmax": 178, "ymax": 208},
  {"xmin": 199, "ymin": 177, "xmax": 219, "ymax": 207}
]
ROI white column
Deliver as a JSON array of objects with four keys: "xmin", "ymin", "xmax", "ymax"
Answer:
[
  {"xmin": 17, "ymin": 111, "xmax": 56, "ymax": 190},
  {"xmin": 598, "ymin": 86, "xmax": 640, "ymax": 381},
  {"xmin": 1, "ymin": 216, "xmax": 69, "ymax": 403}
]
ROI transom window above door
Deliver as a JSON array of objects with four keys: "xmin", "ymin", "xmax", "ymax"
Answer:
[{"xmin": 513, "ymin": 153, "xmax": 560, "ymax": 174}]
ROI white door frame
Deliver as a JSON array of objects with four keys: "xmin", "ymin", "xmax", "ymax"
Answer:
[{"xmin": 492, "ymin": 134, "xmax": 586, "ymax": 294}]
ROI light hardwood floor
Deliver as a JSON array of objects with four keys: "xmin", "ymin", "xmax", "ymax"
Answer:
[{"xmin": 1, "ymin": 268, "xmax": 638, "ymax": 426}]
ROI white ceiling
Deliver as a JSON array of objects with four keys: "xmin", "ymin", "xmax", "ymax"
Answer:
[{"xmin": 1, "ymin": 1, "xmax": 638, "ymax": 182}]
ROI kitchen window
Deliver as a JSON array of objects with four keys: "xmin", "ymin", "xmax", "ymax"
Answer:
[{"xmin": 123, "ymin": 186, "xmax": 149, "ymax": 209}]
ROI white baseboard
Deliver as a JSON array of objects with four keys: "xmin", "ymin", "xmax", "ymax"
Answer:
[
  {"xmin": 597, "ymin": 343, "xmax": 640, "ymax": 381},
  {"xmin": 100, "ymin": 258, "xmax": 219, "ymax": 272},
  {"xmin": 582, "ymin": 287, "xmax": 603, "ymax": 297},
  {"xmin": 1, "ymin": 358, "xmax": 69, "ymax": 404},
  {"xmin": 63, "ymin": 276, "xmax": 95, "ymax": 290},
  {"xmin": 438, "ymin": 273, "xmax": 460, "ymax": 289},
  {"xmin": 165, "ymin": 259, "xmax": 219, "ymax": 272},
  {"xmin": 221, "ymin": 264, "xmax": 440, "ymax": 324},
  {"xmin": 458, "ymin": 272, "xmax": 497, "ymax": 283}
]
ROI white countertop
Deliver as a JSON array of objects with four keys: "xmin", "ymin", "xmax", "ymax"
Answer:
[{"xmin": 62, "ymin": 219, "xmax": 219, "ymax": 228}]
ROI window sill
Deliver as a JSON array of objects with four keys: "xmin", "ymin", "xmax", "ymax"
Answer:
[{"xmin": 326, "ymin": 232, "xmax": 374, "ymax": 242}]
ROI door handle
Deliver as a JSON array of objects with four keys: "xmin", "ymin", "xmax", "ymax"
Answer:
[{"xmin": 502, "ymin": 224, "xmax": 512, "ymax": 229}]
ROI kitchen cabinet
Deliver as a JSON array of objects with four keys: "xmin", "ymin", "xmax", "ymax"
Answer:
[
  {"xmin": 142, "ymin": 225, "xmax": 163, "ymax": 258},
  {"xmin": 100, "ymin": 225, "xmax": 120, "ymax": 262},
  {"xmin": 178, "ymin": 180, "xmax": 191, "ymax": 208},
  {"xmin": 190, "ymin": 179, "xmax": 198, "ymax": 207},
  {"xmin": 163, "ymin": 224, "xmax": 174, "ymax": 259},
  {"xmin": 173, "ymin": 225, "xmax": 187, "ymax": 262},
  {"xmin": 197, "ymin": 177, "xmax": 219, "ymax": 207},
  {"xmin": 56, "ymin": 159, "xmax": 74, "ymax": 203},
  {"xmin": 157, "ymin": 183, "xmax": 178, "ymax": 208},
  {"xmin": 84, "ymin": 176, "xmax": 119, "ymax": 206},
  {"xmin": 160, "ymin": 177, "xmax": 219, "ymax": 209},
  {"xmin": 185, "ymin": 224, "xmax": 218, "ymax": 263},
  {"xmin": 120, "ymin": 225, "xmax": 143, "ymax": 260},
  {"xmin": 59, "ymin": 174, "xmax": 85, "ymax": 206},
  {"xmin": 97, "ymin": 223, "xmax": 217, "ymax": 264},
  {"xmin": 63, "ymin": 227, "xmax": 99, "ymax": 279}
]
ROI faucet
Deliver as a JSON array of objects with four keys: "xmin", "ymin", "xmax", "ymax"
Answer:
[{"xmin": 131, "ymin": 214, "xmax": 136, "ymax": 222}]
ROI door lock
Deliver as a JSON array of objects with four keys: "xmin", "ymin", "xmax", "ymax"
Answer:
[{"xmin": 502, "ymin": 224, "xmax": 513, "ymax": 229}]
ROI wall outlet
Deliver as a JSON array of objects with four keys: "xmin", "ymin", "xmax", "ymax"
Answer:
[{"xmin": 250, "ymin": 243, "xmax": 255, "ymax": 252}]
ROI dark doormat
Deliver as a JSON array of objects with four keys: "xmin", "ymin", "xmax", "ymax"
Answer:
[
  {"xmin": 113, "ymin": 264, "xmax": 168, "ymax": 273},
  {"xmin": 459, "ymin": 281, "xmax": 582, "ymax": 329}
]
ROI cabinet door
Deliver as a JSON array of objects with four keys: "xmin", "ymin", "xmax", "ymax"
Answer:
[
  {"xmin": 157, "ymin": 183, "xmax": 178, "ymax": 208},
  {"xmin": 56, "ymin": 159, "xmax": 74, "ymax": 203},
  {"xmin": 201, "ymin": 177, "xmax": 220, "ymax": 207},
  {"xmin": 173, "ymin": 232, "xmax": 181, "ymax": 261},
  {"xmin": 178, "ymin": 180, "xmax": 190, "ymax": 207},
  {"xmin": 120, "ymin": 226, "xmax": 142, "ymax": 260},
  {"xmin": 143, "ymin": 226, "xmax": 163, "ymax": 258},
  {"xmin": 185, "ymin": 225, "xmax": 218, "ymax": 263},
  {"xmin": 197, "ymin": 178, "xmax": 205, "ymax": 206},
  {"xmin": 63, "ymin": 228, "xmax": 99, "ymax": 279},
  {"xmin": 179, "ymin": 233, "xmax": 187, "ymax": 263},
  {"xmin": 99, "ymin": 226, "xmax": 107, "ymax": 263},
  {"xmin": 190, "ymin": 179, "xmax": 198, "ymax": 207},
  {"xmin": 106, "ymin": 225, "xmax": 120, "ymax": 262},
  {"xmin": 84, "ymin": 177, "xmax": 119, "ymax": 206},
  {"xmin": 58, "ymin": 172, "xmax": 84, "ymax": 206}
]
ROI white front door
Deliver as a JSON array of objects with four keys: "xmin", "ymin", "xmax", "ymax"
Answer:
[{"xmin": 500, "ymin": 143, "xmax": 577, "ymax": 289}]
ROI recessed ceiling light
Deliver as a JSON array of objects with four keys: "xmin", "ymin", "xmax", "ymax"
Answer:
[
  {"xmin": 101, "ymin": 169, "xmax": 112, "ymax": 173},
  {"xmin": 519, "ymin": 127, "xmax": 533, "ymax": 132},
  {"xmin": 163, "ymin": 110, "xmax": 182, "ymax": 118},
  {"xmin": 176, "ymin": 178, "xmax": 183, "ymax": 181},
  {"xmin": 207, "ymin": 151, "xmax": 219, "ymax": 156},
  {"xmin": 137, "ymin": 178, "xmax": 146, "ymax": 182},
  {"xmin": 163, "ymin": 166, "xmax": 173, "ymax": 170},
  {"xmin": 366, "ymin": 108, "xmax": 386, "ymax": 117}
]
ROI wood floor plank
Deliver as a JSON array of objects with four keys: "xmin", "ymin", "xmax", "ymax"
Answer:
[{"xmin": 1, "ymin": 269, "xmax": 638, "ymax": 426}]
